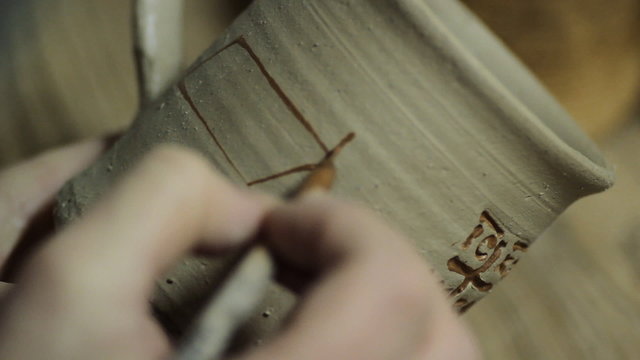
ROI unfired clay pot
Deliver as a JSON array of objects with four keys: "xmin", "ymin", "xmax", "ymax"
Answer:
[{"xmin": 56, "ymin": 0, "xmax": 614, "ymax": 350}]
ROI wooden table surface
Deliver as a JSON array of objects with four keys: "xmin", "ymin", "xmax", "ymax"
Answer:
[{"xmin": 1, "ymin": 1, "xmax": 639, "ymax": 359}]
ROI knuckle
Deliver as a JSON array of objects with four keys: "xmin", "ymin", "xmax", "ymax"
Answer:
[
  {"xmin": 386, "ymin": 266, "xmax": 432, "ymax": 314},
  {"xmin": 146, "ymin": 144, "xmax": 211, "ymax": 177},
  {"xmin": 295, "ymin": 196, "xmax": 439, "ymax": 315},
  {"xmin": 308, "ymin": 198, "xmax": 434, "ymax": 309},
  {"xmin": 140, "ymin": 145, "xmax": 232, "ymax": 217},
  {"xmin": 144, "ymin": 145, "xmax": 214, "ymax": 190},
  {"xmin": 368, "ymin": 245, "xmax": 435, "ymax": 318},
  {"xmin": 327, "ymin": 204, "xmax": 433, "ymax": 302}
]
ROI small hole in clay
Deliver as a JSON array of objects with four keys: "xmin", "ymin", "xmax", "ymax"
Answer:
[{"xmin": 166, "ymin": 278, "xmax": 174, "ymax": 285}]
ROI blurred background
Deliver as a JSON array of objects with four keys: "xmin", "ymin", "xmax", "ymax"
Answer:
[{"xmin": 0, "ymin": 0, "xmax": 639, "ymax": 358}]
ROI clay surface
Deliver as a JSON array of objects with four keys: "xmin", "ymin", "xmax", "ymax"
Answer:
[{"xmin": 55, "ymin": 0, "xmax": 613, "ymax": 350}]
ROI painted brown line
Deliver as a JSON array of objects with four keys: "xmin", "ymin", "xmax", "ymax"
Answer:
[
  {"xmin": 184, "ymin": 39, "xmax": 240, "ymax": 78},
  {"xmin": 247, "ymin": 132, "xmax": 355, "ymax": 186},
  {"xmin": 247, "ymin": 164, "xmax": 319, "ymax": 186},
  {"xmin": 184, "ymin": 36, "xmax": 328, "ymax": 152},
  {"xmin": 234, "ymin": 37, "xmax": 329, "ymax": 152},
  {"xmin": 325, "ymin": 132, "xmax": 356, "ymax": 160},
  {"xmin": 177, "ymin": 81, "xmax": 246, "ymax": 182}
]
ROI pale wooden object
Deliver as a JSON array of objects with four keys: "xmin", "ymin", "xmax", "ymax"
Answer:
[
  {"xmin": 175, "ymin": 247, "xmax": 274, "ymax": 360},
  {"xmin": 0, "ymin": 0, "xmax": 250, "ymax": 166},
  {"xmin": 133, "ymin": 0, "xmax": 185, "ymax": 104}
]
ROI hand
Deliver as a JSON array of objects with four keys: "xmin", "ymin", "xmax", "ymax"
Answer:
[{"xmin": 0, "ymin": 144, "xmax": 479, "ymax": 359}]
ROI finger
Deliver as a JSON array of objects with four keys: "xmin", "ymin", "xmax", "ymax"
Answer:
[
  {"xmin": 0, "ymin": 139, "xmax": 105, "ymax": 267},
  {"xmin": 0, "ymin": 145, "xmax": 270, "ymax": 359},
  {"xmin": 242, "ymin": 194, "xmax": 455, "ymax": 360},
  {"xmin": 415, "ymin": 315, "xmax": 481, "ymax": 360},
  {"xmin": 18, "ymin": 145, "xmax": 273, "ymax": 303}
]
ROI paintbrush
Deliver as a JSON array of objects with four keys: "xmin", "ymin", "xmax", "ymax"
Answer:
[{"xmin": 174, "ymin": 133, "xmax": 355, "ymax": 360}]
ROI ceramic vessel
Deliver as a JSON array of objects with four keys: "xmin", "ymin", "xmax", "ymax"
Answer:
[{"xmin": 56, "ymin": 0, "xmax": 614, "ymax": 348}]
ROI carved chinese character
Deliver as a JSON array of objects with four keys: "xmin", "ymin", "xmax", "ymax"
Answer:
[{"xmin": 447, "ymin": 211, "xmax": 529, "ymax": 312}]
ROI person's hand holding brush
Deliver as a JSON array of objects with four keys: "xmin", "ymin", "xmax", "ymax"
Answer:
[{"xmin": 0, "ymin": 142, "xmax": 479, "ymax": 359}]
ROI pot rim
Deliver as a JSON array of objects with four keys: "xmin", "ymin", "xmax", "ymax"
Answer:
[{"xmin": 398, "ymin": 0, "xmax": 615, "ymax": 190}]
